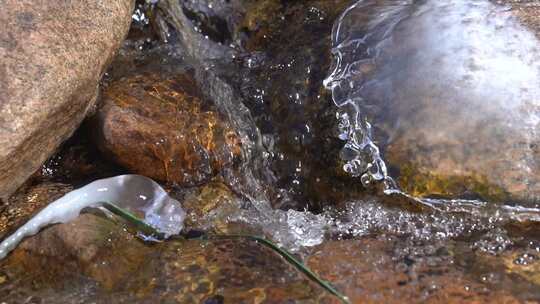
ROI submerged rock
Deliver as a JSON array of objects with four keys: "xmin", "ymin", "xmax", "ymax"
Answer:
[
  {"xmin": 1, "ymin": 214, "xmax": 155, "ymax": 293},
  {"xmin": 307, "ymin": 238, "xmax": 525, "ymax": 303},
  {"xmin": 1, "ymin": 215, "xmax": 535, "ymax": 303},
  {"xmin": 0, "ymin": 175, "xmax": 186, "ymax": 259},
  {"xmin": 0, "ymin": 213, "xmax": 324, "ymax": 303},
  {"xmin": 326, "ymin": 0, "xmax": 540, "ymax": 203},
  {"xmin": 0, "ymin": 182, "xmax": 72, "ymax": 239},
  {"xmin": 180, "ymin": 181, "xmax": 241, "ymax": 232},
  {"xmin": 92, "ymin": 72, "xmax": 242, "ymax": 186},
  {"xmin": 0, "ymin": 0, "xmax": 134, "ymax": 199}
]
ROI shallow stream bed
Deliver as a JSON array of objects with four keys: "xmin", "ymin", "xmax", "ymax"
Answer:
[{"xmin": 1, "ymin": 0, "xmax": 540, "ymax": 303}]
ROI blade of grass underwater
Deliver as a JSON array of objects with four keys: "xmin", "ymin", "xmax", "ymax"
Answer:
[
  {"xmin": 101, "ymin": 202, "xmax": 350, "ymax": 304},
  {"xmin": 101, "ymin": 202, "xmax": 162, "ymax": 238},
  {"xmin": 205, "ymin": 234, "xmax": 351, "ymax": 304}
]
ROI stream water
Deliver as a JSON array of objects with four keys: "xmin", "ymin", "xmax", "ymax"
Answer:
[
  {"xmin": 2, "ymin": 0, "xmax": 540, "ymax": 302},
  {"xmin": 231, "ymin": 0, "xmax": 540, "ymax": 251},
  {"xmin": 219, "ymin": 0, "xmax": 540, "ymax": 299}
]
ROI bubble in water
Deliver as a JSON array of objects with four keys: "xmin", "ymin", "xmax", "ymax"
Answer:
[{"xmin": 513, "ymin": 253, "xmax": 538, "ymax": 266}]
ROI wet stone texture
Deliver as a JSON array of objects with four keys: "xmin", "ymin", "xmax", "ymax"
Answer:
[
  {"xmin": 0, "ymin": 0, "xmax": 134, "ymax": 199},
  {"xmin": 327, "ymin": 0, "xmax": 540, "ymax": 204},
  {"xmin": 0, "ymin": 214, "xmax": 329, "ymax": 303},
  {"xmin": 307, "ymin": 238, "xmax": 528, "ymax": 304},
  {"xmin": 0, "ymin": 126, "xmax": 126, "ymax": 240},
  {"xmin": 179, "ymin": 181, "xmax": 241, "ymax": 232},
  {"xmin": 497, "ymin": 0, "xmax": 540, "ymax": 37},
  {"xmin": 92, "ymin": 71, "xmax": 242, "ymax": 186},
  {"xmin": 0, "ymin": 182, "xmax": 72, "ymax": 240},
  {"xmin": 2, "ymin": 213, "xmax": 539, "ymax": 303}
]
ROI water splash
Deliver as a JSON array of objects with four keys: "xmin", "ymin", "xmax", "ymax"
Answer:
[
  {"xmin": 323, "ymin": 0, "xmax": 411, "ymax": 188},
  {"xmin": 117, "ymin": 0, "xmax": 540, "ymax": 255},
  {"xmin": 218, "ymin": 0, "xmax": 539, "ymax": 253},
  {"xmin": 0, "ymin": 175, "xmax": 186, "ymax": 259},
  {"xmin": 324, "ymin": 0, "xmax": 540, "ymax": 201}
]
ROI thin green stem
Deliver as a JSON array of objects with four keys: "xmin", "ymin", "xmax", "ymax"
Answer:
[
  {"xmin": 203, "ymin": 234, "xmax": 350, "ymax": 304},
  {"xmin": 101, "ymin": 202, "xmax": 350, "ymax": 304},
  {"xmin": 101, "ymin": 202, "xmax": 162, "ymax": 238}
]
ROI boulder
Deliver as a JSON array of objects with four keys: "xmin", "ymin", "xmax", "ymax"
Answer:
[
  {"xmin": 0, "ymin": 0, "xmax": 134, "ymax": 200},
  {"xmin": 328, "ymin": 0, "xmax": 540, "ymax": 203},
  {"xmin": 93, "ymin": 72, "xmax": 242, "ymax": 186}
]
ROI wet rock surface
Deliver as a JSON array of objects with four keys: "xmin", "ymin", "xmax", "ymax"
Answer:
[
  {"xmin": 385, "ymin": 0, "xmax": 540, "ymax": 203},
  {"xmin": 327, "ymin": 0, "xmax": 540, "ymax": 203},
  {"xmin": 93, "ymin": 71, "xmax": 242, "ymax": 186},
  {"xmin": 0, "ymin": 214, "xmax": 325, "ymax": 303},
  {"xmin": 307, "ymin": 239, "xmax": 526, "ymax": 303},
  {"xmin": 498, "ymin": 0, "xmax": 540, "ymax": 37},
  {"xmin": 0, "ymin": 0, "xmax": 134, "ymax": 199},
  {"xmin": 0, "ymin": 213, "xmax": 156, "ymax": 301},
  {"xmin": 1, "ymin": 0, "xmax": 540, "ymax": 303},
  {"xmin": 0, "ymin": 182, "xmax": 72, "ymax": 240},
  {"xmin": 157, "ymin": 0, "xmax": 365, "ymax": 209},
  {"xmin": 2, "ymin": 212, "xmax": 539, "ymax": 303}
]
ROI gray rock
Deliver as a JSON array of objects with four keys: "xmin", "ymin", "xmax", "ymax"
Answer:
[{"xmin": 0, "ymin": 0, "xmax": 134, "ymax": 199}]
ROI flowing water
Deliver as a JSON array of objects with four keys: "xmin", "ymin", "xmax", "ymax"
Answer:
[
  {"xmin": 2, "ymin": 0, "xmax": 540, "ymax": 302},
  {"xmin": 229, "ymin": 0, "xmax": 540, "ymax": 251},
  {"xmin": 220, "ymin": 0, "xmax": 540, "ymax": 299}
]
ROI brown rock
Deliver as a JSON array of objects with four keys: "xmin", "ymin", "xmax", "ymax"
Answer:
[
  {"xmin": 0, "ymin": 181, "xmax": 72, "ymax": 238},
  {"xmin": 180, "ymin": 181, "xmax": 239, "ymax": 230},
  {"xmin": 307, "ymin": 239, "xmax": 522, "ymax": 303},
  {"xmin": 1, "ymin": 213, "xmax": 155, "ymax": 294},
  {"xmin": 500, "ymin": 0, "xmax": 540, "ymax": 38},
  {"xmin": 0, "ymin": 214, "xmax": 323, "ymax": 303},
  {"xmin": 2, "ymin": 220, "xmax": 533, "ymax": 303},
  {"xmin": 0, "ymin": 0, "xmax": 134, "ymax": 199},
  {"xmin": 93, "ymin": 72, "xmax": 242, "ymax": 186},
  {"xmin": 328, "ymin": 0, "xmax": 540, "ymax": 203}
]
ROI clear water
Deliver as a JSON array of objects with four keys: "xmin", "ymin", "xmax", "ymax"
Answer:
[
  {"xmin": 3, "ymin": 0, "xmax": 540, "ymax": 301},
  {"xmin": 224, "ymin": 0, "xmax": 540, "ymax": 254},
  {"xmin": 324, "ymin": 0, "xmax": 540, "ymax": 194}
]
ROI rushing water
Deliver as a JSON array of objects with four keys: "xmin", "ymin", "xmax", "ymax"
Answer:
[
  {"xmin": 324, "ymin": 0, "xmax": 540, "ymax": 197},
  {"xmin": 6, "ymin": 0, "xmax": 540, "ymax": 261},
  {"xmin": 2, "ymin": 0, "xmax": 540, "ymax": 302},
  {"xmin": 231, "ymin": 0, "xmax": 540, "ymax": 252}
]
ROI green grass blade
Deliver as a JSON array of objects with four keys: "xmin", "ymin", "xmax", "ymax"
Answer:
[
  {"xmin": 99, "ymin": 203, "xmax": 350, "ymax": 303},
  {"xmin": 206, "ymin": 234, "xmax": 350, "ymax": 304},
  {"xmin": 101, "ymin": 202, "xmax": 162, "ymax": 238}
]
